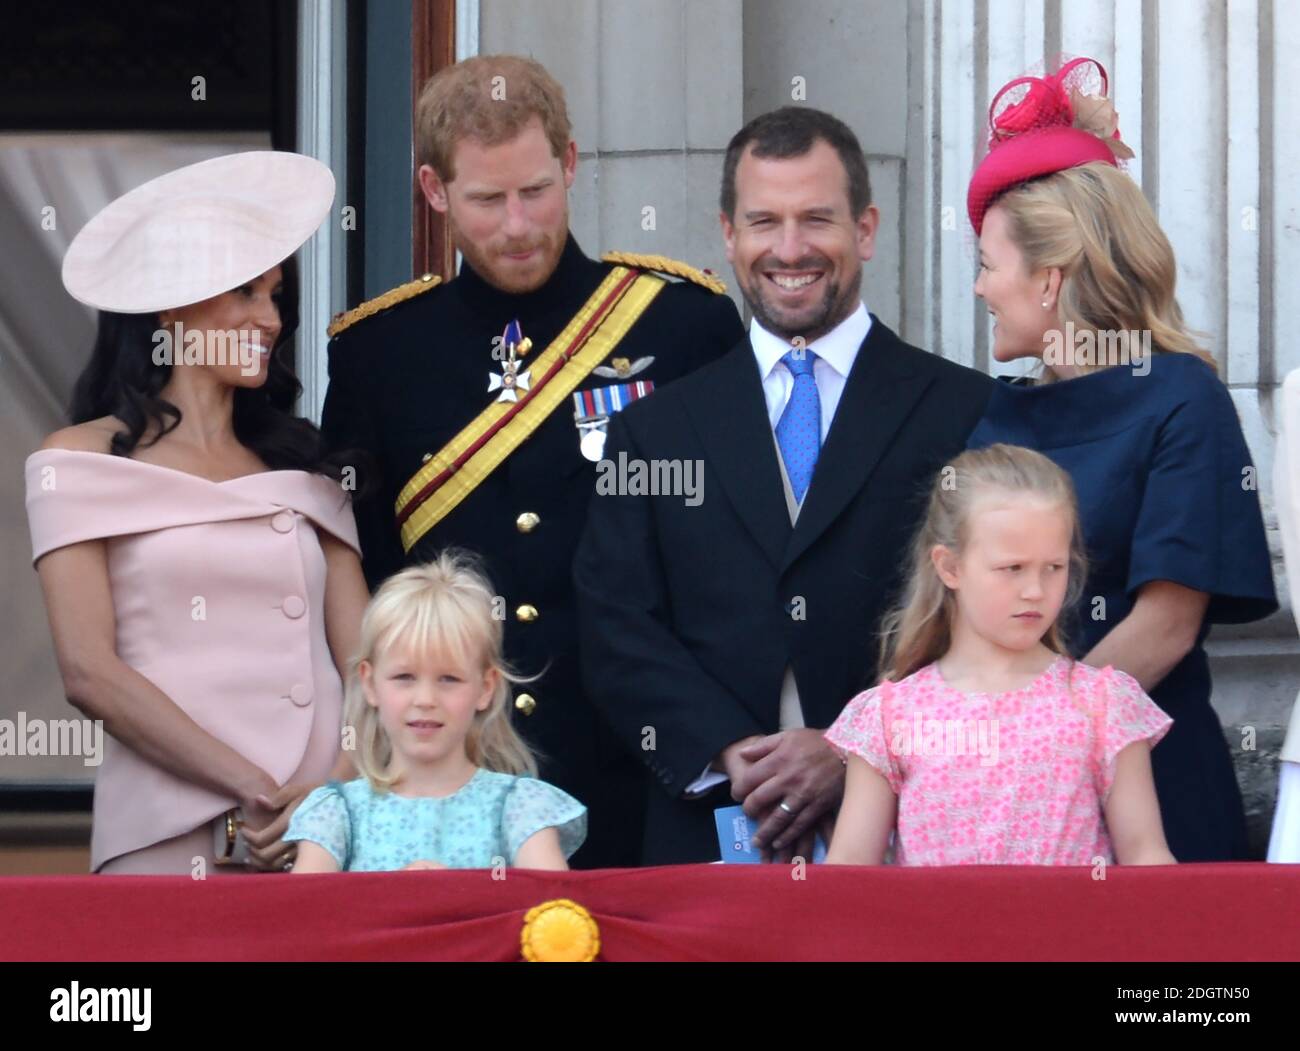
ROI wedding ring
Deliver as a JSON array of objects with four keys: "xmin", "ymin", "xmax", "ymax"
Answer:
[{"xmin": 779, "ymin": 801, "xmax": 795, "ymax": 815}]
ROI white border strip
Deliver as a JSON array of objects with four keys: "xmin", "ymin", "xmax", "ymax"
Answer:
[
  {"xmin": 456, "ymin": 0, "xmax": 480, "ymax": 61},
  {"xmin": 296, "ymin": 0, "xmax": 348, "ymax": 425}
]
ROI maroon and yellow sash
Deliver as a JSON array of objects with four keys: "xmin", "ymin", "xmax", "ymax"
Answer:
[{"xmin": 394, "ymin": 266, "xmax": 664, "ymax": 552}]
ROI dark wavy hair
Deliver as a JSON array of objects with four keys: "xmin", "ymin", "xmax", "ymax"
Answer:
[
  {"xmin": 720, "ymin": 106, "xmax": 874, "ymax": 220},
  {"xmin": 68, "ymin": 256, "xmax": 346, "ymax": 480}
]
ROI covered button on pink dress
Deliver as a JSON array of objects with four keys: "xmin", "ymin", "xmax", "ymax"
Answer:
[{"xmin": 25, "ymin": 449, "xmax": 361, "ymax": 873}]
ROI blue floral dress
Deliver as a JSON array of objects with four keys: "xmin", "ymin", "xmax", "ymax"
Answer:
[{"xmin": 284, "ymin": 769, "xmax": 587, "ymax": 870}]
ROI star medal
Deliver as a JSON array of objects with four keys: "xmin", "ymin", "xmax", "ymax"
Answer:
[{"xmin": 488, "ymin": 318, "xmax": 534, "ymax": 402}]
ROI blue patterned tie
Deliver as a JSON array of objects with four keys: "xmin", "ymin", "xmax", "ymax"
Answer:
[{"xmin": 776, "ymin": 349, "xmax": 821, "ymax": 503}]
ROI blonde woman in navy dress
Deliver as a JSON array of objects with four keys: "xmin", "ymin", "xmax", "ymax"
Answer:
[{"xmin": 964, "ymin": 59, "xmax": 1276, "ymax": 860}]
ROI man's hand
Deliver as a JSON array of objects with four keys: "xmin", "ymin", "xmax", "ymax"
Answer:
[{"xmin": 732, "ymin": 729, "xmax": 845, "ymax": 863}]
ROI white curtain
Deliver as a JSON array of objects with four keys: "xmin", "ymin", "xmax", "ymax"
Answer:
[{"xmin": 0, "ymin": 132, "xmax": 268, "ymax": 783}]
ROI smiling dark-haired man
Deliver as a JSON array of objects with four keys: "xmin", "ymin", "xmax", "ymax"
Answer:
[{"xmin": 576, "ymin": 106, "xmax": 996, "ymax": 864}]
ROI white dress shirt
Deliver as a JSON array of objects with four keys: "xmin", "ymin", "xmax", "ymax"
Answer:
[
  {"xmin": 684, "ymin": 302, "xmax": 872, "ymax": 797},
  {"xmin": 750, "ymin": 301, "xmax": 871, "ymax": 443}
]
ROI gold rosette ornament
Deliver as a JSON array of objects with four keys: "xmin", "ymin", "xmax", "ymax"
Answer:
[{"xmin": 520, "ymin": 899, "xmax": 601, "ymax": 962}]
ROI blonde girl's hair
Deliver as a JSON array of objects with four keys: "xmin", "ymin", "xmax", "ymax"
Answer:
[
  {"xmin": 877, "ymin": 443, "xmax": 1088, "ymax": 684},
  {"xmin": 344, "ymin": 550, "xmax": 538, "ymax": 790},
  {"xmin": 994, "ymin": 161, "xmax": 1218, "ymax": 380}
]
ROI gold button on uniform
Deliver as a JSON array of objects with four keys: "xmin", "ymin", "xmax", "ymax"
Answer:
[
  {"xmin": 515, "ymin": 693, "xmax": 537, "ymax": 716},
  {"xmin": 516, "ymin": 511, "xmax": 540, "ymax": 533},
  {"xmin": 515, "ymin": 604, "xmax": 539, "ymax": 623}
]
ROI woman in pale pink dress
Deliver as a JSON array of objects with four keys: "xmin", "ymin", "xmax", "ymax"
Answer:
[
  {"xmin": 824, "ymin": 443, "xmax": 1175, "ymax": 866},
  {"xmin": 25, "ymin": 152, "xmax": 371, "ymax": 874}
]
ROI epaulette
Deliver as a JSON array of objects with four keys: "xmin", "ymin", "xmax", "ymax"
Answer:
[
  {"xmin": 601, "ymin": 252, "xmax": 727, "ymax": 295},
  {"xmin": 327, "ymin": 273, "xmax": 443, "ymax": 338}
]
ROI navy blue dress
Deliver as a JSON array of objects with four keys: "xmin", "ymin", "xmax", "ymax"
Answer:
[{"xmin": 968, "ymin": 352, "xmax": 1277, "ymax": 860}]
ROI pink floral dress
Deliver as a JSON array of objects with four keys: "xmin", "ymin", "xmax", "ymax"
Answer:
[{"xmin": 824, "ymin": 656, "xmax": 1172, "ymax": 865}]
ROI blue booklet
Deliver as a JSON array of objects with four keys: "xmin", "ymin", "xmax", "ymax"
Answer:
[{"xmin": 713, "ymin": 804, "xmax": 827, "ymax": 864}]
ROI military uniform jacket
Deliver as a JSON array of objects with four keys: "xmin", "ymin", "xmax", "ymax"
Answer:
[{"xmin": 319, "ymin": 234, "xmax": 743, "ymax": 866}]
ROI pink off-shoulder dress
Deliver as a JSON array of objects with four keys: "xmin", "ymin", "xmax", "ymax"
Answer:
[
  {"xmin": 824, "ymin": 656, "xmax": 1172, "ymax": 865},
  {"xmin": 25, "ymin": 449, "xmax": 361, "ymax": 874}
]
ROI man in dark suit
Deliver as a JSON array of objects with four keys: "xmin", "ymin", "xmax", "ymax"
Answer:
[
  {"xmin": 574, "ymin": 106, "xmax": 995, "ymax": 865},
  {"xmin": 320, "ymin": 55, "xmax": 743, "ymax": 869}
]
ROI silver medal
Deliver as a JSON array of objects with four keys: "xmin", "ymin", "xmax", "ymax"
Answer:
[{"xmin": 580, "ymin": 427, "xmax": 608, "ymax": 462}]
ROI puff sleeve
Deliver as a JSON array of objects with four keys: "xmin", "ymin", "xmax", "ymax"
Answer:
[
  {"xmin": 824, "ymin": 682, "xmax": 902, "ymax": 794},
  {"xmin": 1092, "ymin": 667, "xmax": 1174, "ymax": 802},
  {"xmin": 284, "ymin": 783, "xmax": 352, "ymax": 868},
  {"xmin": 500, "ymin": 778, "xmax": 587, "ymax": 863}
]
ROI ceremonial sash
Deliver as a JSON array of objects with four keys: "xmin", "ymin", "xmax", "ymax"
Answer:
[{"xmin": 395, "ymin": 266, "xmax": 664, "ymax": 552}]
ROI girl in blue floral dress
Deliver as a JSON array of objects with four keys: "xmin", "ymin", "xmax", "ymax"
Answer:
[{"xmin": 286, "ymin": 551, "xmax": 585, "ymax": 872}]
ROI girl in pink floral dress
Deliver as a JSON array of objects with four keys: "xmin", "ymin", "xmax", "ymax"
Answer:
[{"xmin": 825, "ymin": 444, "xmax": 1175, "ymax": 866}]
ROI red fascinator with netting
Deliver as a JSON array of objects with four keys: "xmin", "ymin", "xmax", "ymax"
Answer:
[{"xmin": 967, "ymin": 56, "xmax": 1134, "ymax": 234}]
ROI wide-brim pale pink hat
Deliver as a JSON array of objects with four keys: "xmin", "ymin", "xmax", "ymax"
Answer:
[{"xmin": 61, "ymin": 150, "xmax": 335, "ymax": 314}]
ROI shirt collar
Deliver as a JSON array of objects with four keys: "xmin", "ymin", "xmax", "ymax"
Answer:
[
  {"xmin": 454, "ymin": 230, "xmax": 599, "ymax": 318},
  {"xmin": 750, "ymin": 301, "xmax": 872, "ymax": 381}
]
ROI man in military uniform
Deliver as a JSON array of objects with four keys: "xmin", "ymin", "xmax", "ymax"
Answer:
[{"xmin": 320, "ymin": 54, "xmax": 743, "ymax": 868}]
